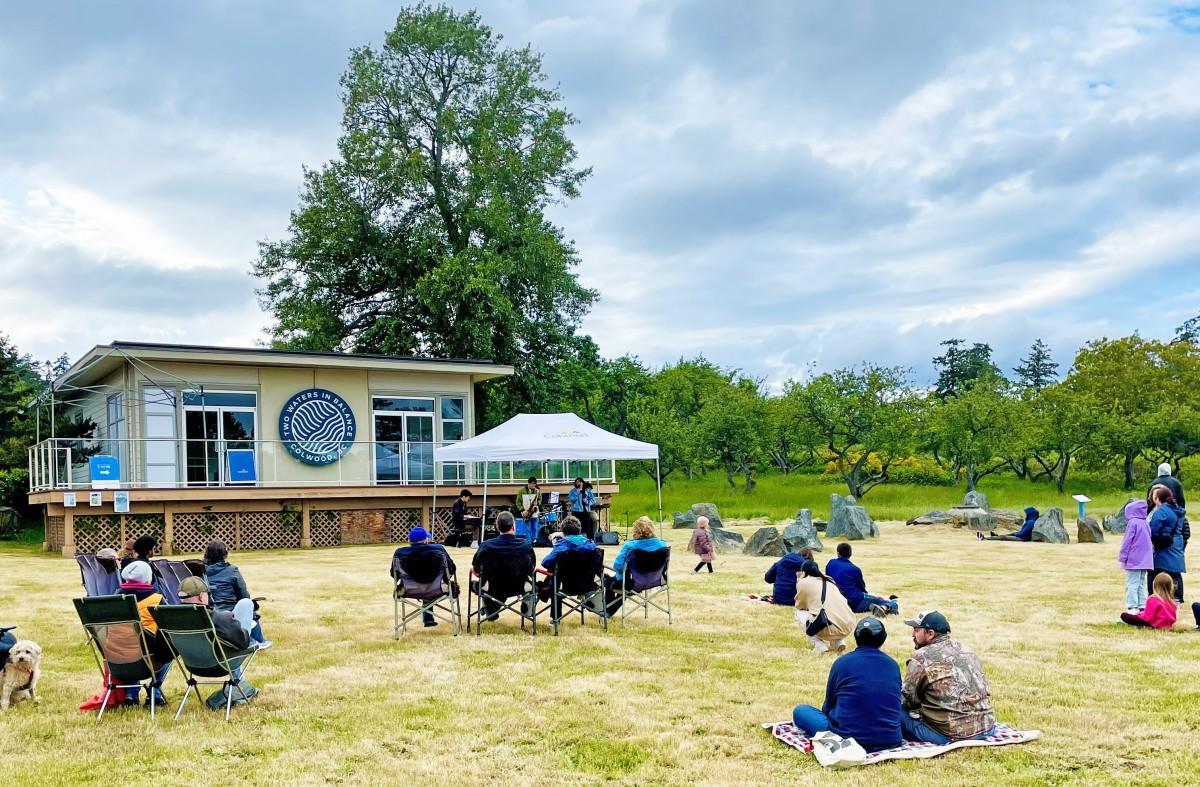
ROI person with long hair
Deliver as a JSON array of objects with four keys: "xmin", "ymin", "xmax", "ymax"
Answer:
[
  {"xmin": 204, "ymin": 540, "xmax": 272, "ymax": 649},
  {"xmin": 567, "ymin": 477, "xmax": 596, "ymax": 539},
  {"xmin": 1120, "ymin": 572, "xmax": 1178, "ymax": 628},
  {"xmin": 794, "ymin": 560, "xmax": 855, "ymax": 653},
  {"xmin": 1148, "ymin": 486, "xmax": 1186, "ymax": 604}
]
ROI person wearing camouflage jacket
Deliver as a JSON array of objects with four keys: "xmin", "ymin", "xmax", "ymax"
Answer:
[{"xmin": 900, "ymin": 610, "xmax": 995, "ymax": 744}]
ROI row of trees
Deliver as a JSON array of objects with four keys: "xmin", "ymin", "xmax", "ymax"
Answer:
[{"xmin": 543, "ymin": 336, "xmax": 1200, "ymax": 499}]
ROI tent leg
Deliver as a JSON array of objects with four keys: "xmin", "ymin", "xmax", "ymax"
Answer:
[{"xmin": 655, "ymin": 458, "xmax": 663, "ymax": 537}]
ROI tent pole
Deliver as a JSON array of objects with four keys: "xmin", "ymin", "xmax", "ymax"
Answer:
[
  {"xmin": 655, "ymin": 457, "xmax": 663, "ymax": 537},
  {"xmin": 482, "ymin": 461, "xmax": 488, "ymax": 547}
]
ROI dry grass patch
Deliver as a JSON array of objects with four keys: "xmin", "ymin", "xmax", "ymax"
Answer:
[{"xmin": 1, "ymin": 523, "xmax": 1198, "ymax": 785}]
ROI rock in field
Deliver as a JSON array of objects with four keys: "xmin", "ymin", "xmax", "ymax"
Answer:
[
  {"xmin": 990, "ymin": 509, "xmax": 1023, "ymax": 530},
  {"xmin": 1077, "ymin": 517, "xmax": 1104, "ymax": 543},
  {"xmin": 906, "ymin": 509, "xmax": 952, "ymax": 526},
  {"xmin": 783, "ymin": 509, "xmax": 823, "ymax": 552},
  {"xmin": 1031, "ymin": 508, "xmax": 1069, "ymax": 543},
  {"xmin": 827, "ymin": 494, "xmax": 877, "ymax": 540},
  {"xmin": 743, "ymin": 526, "xmax": 786, "ymax": 557},
  {"xmin": 963, "ymin": 490, "xmax": 989, "ymax": 510},
  {"xmin": 708, "ymin": 527, "xmax": 745, "ymax": 554},
  {"xmin": 672, "ymin": 511, "xmax": 697, "ymax": 529},
  {"xmin": 690, "ymin": 502, "xmax": 724, "ymax": 528},
  {"xmin": 1102, "ymin": 499, "xmax": 1138, "ymax": 533}
]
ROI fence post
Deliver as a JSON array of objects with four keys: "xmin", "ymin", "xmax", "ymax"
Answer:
[
  {"xmin": 300, "ymin": 503, "xmax": 312, "ymax": 548},
  {"xmin": 163, "ymin": 509, "xmax": 175, "ymax": 555},
  {"xmin": 63, "ymin": 511, "xmax": 76, "ymax": 557}
]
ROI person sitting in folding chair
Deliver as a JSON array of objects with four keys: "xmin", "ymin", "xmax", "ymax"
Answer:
[
  {"xmin": 74, "ymin": 594, "xmax": 170, "ymax": 720},
  {"xmin": 603, "ymin": 516, "xmax": 670, "ymax": 618},
  {"xmin": 203, "ymin": 541, "xmax": 272, "ymax": 650},
  {"xmin": 117, "ymin": 561, "xmax": 173, "ymax": 708},
  {"xmin": 392, "ymin": 527, "xmax": 460, "ymax": 633},
  {"xmin": 168, "ymin": 575, "xmax": 260, "ymax": 715},
  {"xmin": 538, "ymin": 516, "xmax": 605, "ymax": 631},
  {"xmin": 469, "ymin": 511, "xmax": 538, "ymax": 631}
]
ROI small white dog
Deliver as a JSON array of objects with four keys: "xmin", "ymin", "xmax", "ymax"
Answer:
[{"xmin": 1, "ymin": 640, "xmax": 42, "ymax": 710}]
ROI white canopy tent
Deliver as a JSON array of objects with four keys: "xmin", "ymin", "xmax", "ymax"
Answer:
[{"xmin": 432, "ymin": 412, "xmax": 662, "ymax": 535}]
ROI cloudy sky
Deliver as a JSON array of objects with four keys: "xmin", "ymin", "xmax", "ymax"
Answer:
[{"xmin": 3, "ymin": 1, "xmax": 1198, "ymax": 387}]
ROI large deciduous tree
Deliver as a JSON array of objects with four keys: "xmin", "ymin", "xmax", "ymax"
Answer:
[
  {"xmin": 253, "ymin": 4, "xmax": 595, "ymax": 426},
  {"xmin": 925, "ymin": 370, "xmax": 1020, "ymax": 492},
  {"xmin": 787, "ymin": 365, "xmax": 917, "ymax": 500}
]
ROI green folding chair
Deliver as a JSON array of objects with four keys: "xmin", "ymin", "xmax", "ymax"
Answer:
[
  {"xmin": 149, "ymin": 604, "xmax": 258, "ymax": 721},
  {"xmin": 73, "ymin": 594, "xmax": 166, "ymax": 720}
]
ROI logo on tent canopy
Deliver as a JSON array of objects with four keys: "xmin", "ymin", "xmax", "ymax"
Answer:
[{"xmin": 544, "ymin": 428, "xmax": 585, "ymax": 439}]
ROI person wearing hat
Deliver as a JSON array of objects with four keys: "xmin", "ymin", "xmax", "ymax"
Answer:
[
  {"xmin": 178, "ymin": 576, "xmax": 260, "ymax": 708},
  {"xmin": 392, "ymin": 526, "xmax": 458, "ymax": 627},
  {"xmin": 117, "ymin": 560, "xmax": 172, "ymax": 707},
  {"xmin": 1149, "ymin": 463, "xmax": 1186, "ymax": 511},
  {"xmin": 791, "ymin": 617, "xmax": 904, "ymax": 751},
  {"xmin": 900, "ymin": 610, "xmax": 995, "ymax": 744}
]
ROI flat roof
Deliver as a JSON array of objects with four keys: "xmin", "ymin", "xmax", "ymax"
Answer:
[{"xmin": 56, "ymin": 341, "xmax": 515, "ymax": 390}]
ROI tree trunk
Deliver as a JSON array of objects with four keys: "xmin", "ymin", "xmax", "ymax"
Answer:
[
  {"xmin": 1124, "ymin": 453, "xmax": 1136, "ymax": 489},
  {"xmin": 1054, "ymin": 452, "xmax": 1070, "ymax": 493},
  {"xmin": 965, "ymin": 462, "xmax": 977, "ymax": 492},
  {"xmin": 725, "ymin": 467, "xmax": 736, "ymax": 490}
]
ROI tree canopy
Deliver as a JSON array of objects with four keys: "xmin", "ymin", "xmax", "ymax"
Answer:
[{"xmin": 253, "ymin": 4, "xmax": 595, "ymax": 425}]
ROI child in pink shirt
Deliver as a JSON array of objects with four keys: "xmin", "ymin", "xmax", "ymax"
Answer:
[{"xmin": 1120, "ymin": 573, "xmax": 1178, "ymax": 629}]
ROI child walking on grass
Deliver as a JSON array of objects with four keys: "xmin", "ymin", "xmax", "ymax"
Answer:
[
  {"xmin": 689, "ymin": 516, "xmax": 715, "ymax": 573},
  {"xmin": 1120, "ymin": 572, "xmax": 1177, "ymax": 628},
  {"xmin": 1117, "ymin": 499, "xmax": 1153, "ymax": 613}
]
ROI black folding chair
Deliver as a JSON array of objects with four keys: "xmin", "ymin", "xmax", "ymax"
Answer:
[
  {"xmin": 547, "ymin": 547, "xmax": 608, "ymax": 635},
  {"xmin": 468, "ymin": 550, "xmax": 542, "ymax": 636},
  {"xmin": 391, "ymin": 550, "xmax": 462, "ymax": 637},
  {"xmin": 150, "ymin": 604, "xmax": 258, "ymax": 721},
  {"xmin": 613, "ymin": 547, "xmax": 672, "ymax": 624},
  {"xmin": 73, "ymin": 594, "xmax": 167, "ymax": 720},
  {"xmin": 151, "ymin": 559, "xmax": 181, "ymax": 604},
  {"xmin": 76, "ymin": 554, "xmax": 120, "ymax": 597}
]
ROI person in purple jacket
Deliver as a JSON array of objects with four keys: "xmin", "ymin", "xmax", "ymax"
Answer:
[{"xmin": 1118, "ymin": 499, "xmax": 1153, "ymax": 613}]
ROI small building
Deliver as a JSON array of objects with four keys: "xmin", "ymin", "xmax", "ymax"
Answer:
[{"xmin": 27, "ymin": 342, "xmax": 618, "ymax": 555}]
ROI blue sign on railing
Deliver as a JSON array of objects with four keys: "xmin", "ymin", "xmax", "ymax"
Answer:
[
  {"xmin": 226, "ymin": 449, "xmax": 258, "ymax": 484},
  {"xmin": 279, "ymin": 388, "xmax": 357, "ymax": 466},
  {"xmin": 89, "ymin": 455, "xmax": 120, "ymax": 489}
]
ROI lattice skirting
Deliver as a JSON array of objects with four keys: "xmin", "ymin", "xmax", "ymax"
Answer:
[
  {"xmin": 45, "ymin": 516, "xmax": 65, "ymax": 552},
  {"xmin": 309, "ymin": 510, "xmax": 341, "ymax": 547},
  {"xmin": 71, "ymin": 513, "xmax": 164, "ymax": 556},
  {"xmin": 386, "ymin": 508, "xmax": 423, "ymax": 542},
  {"xmin": 172, "ymin": 512, "xmax": 237, "ymax": 554}
]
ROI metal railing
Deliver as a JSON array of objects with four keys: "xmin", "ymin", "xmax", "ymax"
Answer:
[{"xmin": 27, "ymin": 437, "xmax": 618, "ymax": 491}]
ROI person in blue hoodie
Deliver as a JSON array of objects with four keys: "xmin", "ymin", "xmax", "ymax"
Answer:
[
  {"xmin": 987, "ymin": 507, "xmax": 1038, "ymax": 542},
  {"xmin": 763, "ymin": 547, "xmax": 812, "ymax": 606},
  {"xmin": 541, "ymin": 516, "xmax": 596, "ymax": 572},
  {"xmin": 791, "ymin": 617, "xmax": 904, "ymax": 751}
]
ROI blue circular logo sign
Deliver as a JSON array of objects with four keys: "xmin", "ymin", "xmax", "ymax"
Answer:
[{"xmin": 279, "ymin": 388, "xmax": 356, "ymax": 466}]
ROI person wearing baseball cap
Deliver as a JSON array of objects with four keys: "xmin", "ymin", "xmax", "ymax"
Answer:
[
  {"xmin": 178, "ymin": 577, "xmax": 260, "ymax": 708},
  {"xmin": 391, "ymin": 526, "xmax": 458, "ymax": 628},
  {"xmin": 900, "ymin": 610, "xmax": 995, "ymax": 744},
  {"xmin": 791, "ymin": 616, "xmax": 904, "ymax": 751}
]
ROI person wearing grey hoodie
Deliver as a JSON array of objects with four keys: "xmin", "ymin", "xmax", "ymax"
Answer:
[{"xmin": 1117, "ymin": 500, "xmax": 1153, "ymax": 613}]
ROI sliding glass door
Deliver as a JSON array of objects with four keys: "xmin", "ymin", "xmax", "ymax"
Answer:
[
  {"xmin": 183, "ymin": 391, "xmax": 257, "ymax": 486},
  {"xmin": 373, "ymin": 397, "xmax": 434, "ymax": 483}
]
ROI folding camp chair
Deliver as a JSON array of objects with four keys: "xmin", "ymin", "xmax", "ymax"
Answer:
[
  {"xmin": 76, "ymin": 554, "xmax": 121, "ymax": 597},
  {"xmin": 73, "ymin": 594, "xmax": 168, "ymax": 720},
  {"xmin": 0, "ymin": 626, "xmax": 16, "ymax": 671},
  {"xmin": 391, "ymin": 550, "xmax": 462, "ymax": 637},
  {"xmin": 468, "ymin": 551, "xmax": 543, "ymax": 636},
  {"xmin": 150, "ymin": 559, "xmax": 194, "ymax": 605},
  {"xmin": 613, "ymin": 547, "xmax": 672, "ymax": 623},
  {"xmin": 149, "ymin": 604, "xmax": 258, "ymax": 721},
  {"xmin": 546, "ymin": 547, "xmax": 608, "ymax": 635}
]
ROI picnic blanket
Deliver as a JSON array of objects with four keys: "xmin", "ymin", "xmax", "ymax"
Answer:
[{"xmin": 763, "ymin": 720, "xmax": 1040, "ymax": 767}]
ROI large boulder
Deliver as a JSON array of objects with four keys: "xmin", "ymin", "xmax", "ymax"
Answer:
[
  {"xmin": 1077, "ymin": 517, "xmax": 1104, "ymax": 543},
  {"xmin": 949, "ymin": 507, "xmax": 989, "ymax": 527},
  {"xmin": 743, "ymin": 526, "xmax": 786, "ymax": 557},
  {"xmin": 964, "ymin": 510, "xmax": 998, "ymax": 532},
  {"xmin": 782, "ymin": 509, "xmax": 823, "ymax": 552},
  {"xmin": 1102, "ymin": 499, "xmax": 1138, "ymax": 534},
  {"xmin": 672, "ymin": 511, "xmax": 697, "ymax": 529},
  {"xmin": 990, "ymin": 508, "xmax": 1024, "ymax": 530},
  {"xmin": 708, "ymin": 527, "xmax": 745, "ymax": 554},
  {"xmin": 690, "ymin": 503, "xmax": 724, "ymax": 528},
  {"xmin": 906, "ymin": 509, "xmax": 952, "ymax": 526},
  {"xmin": 827, "ymin": 494, "xmax": 877, "ymax": 540},
  {"xmin": 963, "ymin": 490, "xmax": 989, "ymax": 510},
  {"xmin": 1031, "ymin": 508, "xmax": 1069, "ymax": 543}
]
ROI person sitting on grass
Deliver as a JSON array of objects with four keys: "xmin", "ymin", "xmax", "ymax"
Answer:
[
  {"xmin": 204, "ymin": 540, "xmax": 271, "ymax": 649},
  {"xmin": 987, "ymin": 507, "xmax": 1038, "ymax": 541},
  {"xmin": 1119, "ymin": 572, "xmax": 1178, "ymax": 629},
  {"xmin": 688, "ymin": 516, "xmax": 715, "ymax": 574},
  {"xmin": 901, "ymin": 610, "xmax": 995, "ymax": 744},
  {"xmin": 177, "ymin": 576, "xmax": 259, "ymax": 707},
  {"xmin": 604, "ymin": 516, "xmax": 669, "ymax": 612},
  {"xmin": 117, "ymin": 561, "xmax": 172, "ymax": 708},
  {"xmin": 794, "ymin": 561, "xmax": 856, "ymax": 654},
  {"xmin": 393, "ymin": 527, "xmax": 458, "ymax": 628},
  {"xmin": 791, "ymin": 617, "xmax": 904, "ymax": 751},
  {"xmin": 825, "ymin": 543, "xmax": 899, "ymax": 617},
  {"xmin": 763, "ymin": 547, "xmax": 813, "ymax": 605},
  {"xmin": 471, "ymin": 511, "xmax": 536, "ymax": 621}
]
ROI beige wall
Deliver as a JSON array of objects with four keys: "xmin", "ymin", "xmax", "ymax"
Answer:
[{"xmin": 114, "ymin": 359, "xmax": 477, "ymax": 486}]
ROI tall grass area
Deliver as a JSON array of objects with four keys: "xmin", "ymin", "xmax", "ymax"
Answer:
[{"xmin": 615, "ymin": 470, "xmax": 1142, "ymax": 523}]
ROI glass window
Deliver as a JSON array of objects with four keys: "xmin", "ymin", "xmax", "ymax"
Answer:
[
  {"xmin": 106, "ymin": 393, "xmax": 125, "ymax": 438},
  {"xmin": 440, "ymin": 397, "xmax": 464, "ymax": 420},
  {"xmin": 372, "ymin": 397, "xmax": 434, "ymax": 412},
  {"xmin": 442, "ymin": 421, "xmax": 464, "ymax": 441},
  {"xmin": 182, "ymin": 391, "xmax": 257, "ymax": 408}
]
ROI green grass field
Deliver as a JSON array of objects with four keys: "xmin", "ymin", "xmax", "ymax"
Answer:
[
  {"xmin": 615, "ymin": 471, "xmax": 1140, "ymax": 524},
  {"xmin": 2, "ymin": 500, "xmax": 1198, "ymax": 785}
]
